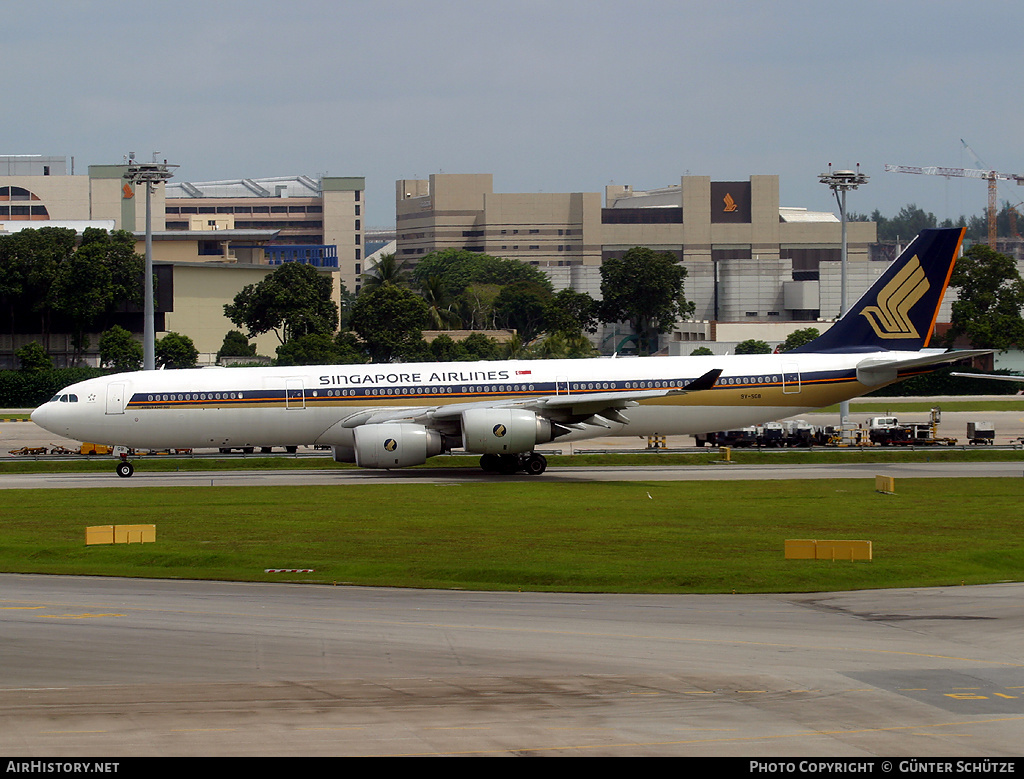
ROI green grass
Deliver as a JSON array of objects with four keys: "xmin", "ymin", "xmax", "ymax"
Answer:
[{"xmin": 1, "ymin": 478, "xmax": 1022, "ymax": 594}]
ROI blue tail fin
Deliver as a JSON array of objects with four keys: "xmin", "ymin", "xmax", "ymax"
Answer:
[{"xmin": 791, "ymin": 228, "xmax": 964, "ymax": 353}]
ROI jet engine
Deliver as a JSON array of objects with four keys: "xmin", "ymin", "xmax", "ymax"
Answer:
[
  {"xmin": 353, "ymin": 423, "xmax": 444, "ymax": 469},
  {"xmin": 460, "ymin": 408, "xmax": 554, "ymax": 454}
]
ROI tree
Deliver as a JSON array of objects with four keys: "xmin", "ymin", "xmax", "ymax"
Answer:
[
  {"xmin": 544, "ymin": 289, "xmax": 599, "ymax": 338},
  {"xmin": 461, "ymin": 331, "xmax": 501, "ymax": 360},
  {"xmin": 216, "ymin": 330, "xmax": 257, "ymax": 362},
  {"xmin": 734, "ymin": 339, "xmax": 771, "ymax": 354},
  {"xmin": 99, "ymin": 326, "xmax": 143, "ymax": 372},
  {"xmin": 690, "ymin": 346, "xmax": 714, "ymax": 356},
  {"xmin": 155, "ymin": 332, "xmax": 199, "ymax": 369},
  {"xmin": 16, "ymin": 342, "xmax": 52, "ymax": 372},
  {"xmin": 360, "ymin": 253, "xmax": 409, "ymax": 291},
  {"xmin": 419, "ymin": 274, "xmax": 461, "ymax": 330},
  {"xmin": 779, "ymin": 327, "xmax": 820, "ymax": 352},
  {"xmin": 599, "ymin": 247, "xmax": 693, "ymax": 355},
  {"xmin": 224, "ymin": 262, "xmax": 339, "ymax": 344},
  {"xmin": 428, "ymin": 334, "xmax": 470, "ymax": 361},
  {"xmin": 349, "ymin": 284, "xmax": 430, "ymax": 362},
  {"xmin": 411, "ymin": 249, "xmax": 553, "ymax": 300},
  {"xmin": 945, "ymin": 244, "xmax": 1024, "ymax": 350},
  {"xmin": 50, "ymin": 229, "xmax": 144, "ymax": 360},
  {"xmin": 493, "ymin": 281, "xmax": 552, "ymax": 342}
]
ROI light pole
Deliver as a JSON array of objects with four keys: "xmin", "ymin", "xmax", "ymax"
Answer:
[
  {"xmin": 818, "ymin": 163, "xmax": 868, "ymax": 435},
  {"xmin": 124, "ymin": 154, "xmax": 177, "ymax": 370}
]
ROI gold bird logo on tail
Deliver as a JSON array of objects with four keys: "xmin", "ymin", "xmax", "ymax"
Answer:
[{"xmin": 860, "ymin": 256, "xmax": 930, "ymax": 339}]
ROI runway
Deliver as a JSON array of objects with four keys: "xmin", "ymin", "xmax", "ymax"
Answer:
[{"xmin": 2, "ymin": 574, "xmax": 1023, "ymax": 757}]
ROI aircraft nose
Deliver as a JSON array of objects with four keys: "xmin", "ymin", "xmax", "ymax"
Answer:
[{"xmin": 30, "ymin": 403, "xmax": 52, "ymax": 431}]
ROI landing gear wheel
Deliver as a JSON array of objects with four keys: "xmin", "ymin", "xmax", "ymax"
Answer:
[
  {"xmin": 479, "ymin": 453, "xmax": 501, "ymax": 472},
  {"xmin": 116, "ymin": 460, "xmax": 134, "ymax": 478},
  {"xmin": 523, "ymin": 453, "xmax": 547, "ymax": 475}
]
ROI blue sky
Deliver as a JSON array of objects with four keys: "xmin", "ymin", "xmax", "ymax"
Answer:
[{"xmin": 7, "ymin": 1, "xmax": 1023, "ymax": 228}]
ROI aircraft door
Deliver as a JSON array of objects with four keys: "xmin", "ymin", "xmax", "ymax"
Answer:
[
  {"xmin": 105, "ymin": 382, "xmax": 127, "ymax": 415},
  {"xmin": 285, "ymin": 378, "xmax": 306, "ymax": 410},
  {"xmin": 556, "ymin": 376, "xmax": 570, "ymax": 395},
  {"xmin": 782, "ymin": 362, "xmax": 801, "ymax": 395}
]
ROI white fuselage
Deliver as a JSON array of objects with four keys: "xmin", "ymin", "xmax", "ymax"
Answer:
[{"xmin": 31, "ymin": 351, "xmax": 911, "ymax": 451}]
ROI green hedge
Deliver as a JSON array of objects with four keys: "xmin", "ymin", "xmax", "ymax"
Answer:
[{"xmin": 0, "ymin": 368, "xmax": 107, "ymax": 408}]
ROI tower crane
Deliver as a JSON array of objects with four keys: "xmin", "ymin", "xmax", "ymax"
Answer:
[{"xmin": 884, "ymin": 162, "xmax": 1024, "ymax": 248}]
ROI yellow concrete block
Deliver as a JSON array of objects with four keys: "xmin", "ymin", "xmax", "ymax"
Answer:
[
  {"xmin": 875, "ymin": 475, "xmax": 895, "ymax": 494},
  {"xmin": 785, "ymin": 539, "xmax": 818, "ymax": 559},
  {"xmin": 114, "ymin": 524, "xmax": 156, "ymax": 544},
  {"xmin": 786, "ymin": 539, "xmax": 873, "ymax": 561},
  {"xmin": 815, "ymin": 540, "xmax": 873, "ymax": 561},
  {"xmin": 85, "ymin": 526, "xmax": 115, "ymax": 545}
]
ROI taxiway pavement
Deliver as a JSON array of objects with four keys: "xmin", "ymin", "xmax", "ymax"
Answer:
[{"xmin": 1, "ymin": 575, "xmax": 1022, "ymax": 757}]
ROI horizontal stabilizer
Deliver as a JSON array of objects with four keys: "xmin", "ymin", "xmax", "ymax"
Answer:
[
  {"xmin": 950, "ymin": 372, "xmax": 1024, "ymax": 383},
  {"xmin": 857, "ymin": 350, "xmax": 992, "ymax": 386}
]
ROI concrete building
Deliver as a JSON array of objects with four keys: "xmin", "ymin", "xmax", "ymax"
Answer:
[
  {"xmin": 165, "ymin": 175, "xmax": 366, "ymax": 293},
  {"xmin": 395, "ymin": 173, "xmax": 880, "ymax": 352},
  {"xmin": 0, "ymin": 155, "xmax": 166, "ymax": 234}
]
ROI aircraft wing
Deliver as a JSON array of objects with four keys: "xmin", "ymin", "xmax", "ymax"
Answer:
[
  {"xmin": 337, "ymin": 368, "xmax": 723, "ymax": 429},
  {"xmin": 856, "ymin": 350, "xmax": 993, "ymax": 386}
]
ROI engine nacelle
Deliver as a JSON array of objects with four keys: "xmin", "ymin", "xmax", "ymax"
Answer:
[
  {"xmin": 353, "ymin": 423, "xmax": 443, "ymax": 469},
  {"xmin": 461, "ymin": 408, "xmax": 553, "ymax": 455}
]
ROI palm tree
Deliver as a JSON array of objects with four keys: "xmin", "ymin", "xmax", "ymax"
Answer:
[
  {"xmin": 418, "ymin": 275, "xmax": 460, "ymax": 330},
  {"xmin": 360, "ymin": 253, "xmax": 408, "ymax": 291}
]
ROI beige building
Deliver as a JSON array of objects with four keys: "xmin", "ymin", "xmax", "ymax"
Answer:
[
  {"xmin": 165, "ymin": 175, "xmax": 366, "ymax": 293},
  {"xmin": 396, "ymin": 173, "xmax": 879, "ymax": 351},
  {"xmin": 0, "ymin": 156, "xmax": 166, "ymax": 233}
]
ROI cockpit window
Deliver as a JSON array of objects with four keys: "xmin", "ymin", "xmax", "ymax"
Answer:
[{"xmin": 52, "ymin": 394, "xmax": 79, "ymax": 403}]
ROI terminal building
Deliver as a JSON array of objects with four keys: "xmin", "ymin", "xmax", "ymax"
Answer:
[{"xmin": 396, "ymin": 173, "xmax": 886, "ymax": 352}]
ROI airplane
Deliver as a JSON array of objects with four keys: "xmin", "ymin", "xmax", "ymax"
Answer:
[{"xmin": 32, "ymin": 227, "xmax": 991, "ymax": 478}]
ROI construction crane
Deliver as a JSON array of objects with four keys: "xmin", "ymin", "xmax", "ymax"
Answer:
[{"xmin": 884, "ymin": 162, "xmax": 1024, "ymax": 247}]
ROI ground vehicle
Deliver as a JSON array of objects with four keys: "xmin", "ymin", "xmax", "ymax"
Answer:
[
  {"xmin": 864, "ymin": 408, "xmax": 956, "ymax": 446},
  {"xmin": 966, "ymin": 421, "xmax": 995, "ymax": 445}
]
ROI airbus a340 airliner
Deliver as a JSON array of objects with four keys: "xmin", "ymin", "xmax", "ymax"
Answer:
[{"xmin": 32, "ymin": 228, "xmax": 989, "ymax": 477}]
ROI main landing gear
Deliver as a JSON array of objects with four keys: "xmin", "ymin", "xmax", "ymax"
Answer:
[{"xmin": 479, "ymin": 452, "xmax": 548, "ymax": 476}]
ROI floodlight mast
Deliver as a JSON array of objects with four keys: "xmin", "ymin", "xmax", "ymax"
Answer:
[
  {"xmin": 818, "ymin": 163, "xmax": 868, "ymax": 435},
  {"xmin": 123, "ymin": 154, "xmax": 177, "ymax": 370}
]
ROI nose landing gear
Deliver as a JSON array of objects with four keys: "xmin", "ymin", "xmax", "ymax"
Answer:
[{"xmin": 115, "ymin": 455, "xmax": 134, "ymax": 478}]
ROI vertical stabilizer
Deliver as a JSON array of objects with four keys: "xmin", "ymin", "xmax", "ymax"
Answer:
[{"xmin": 791, "ymin": 228, "xmax": 964, "ymax": 353}]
